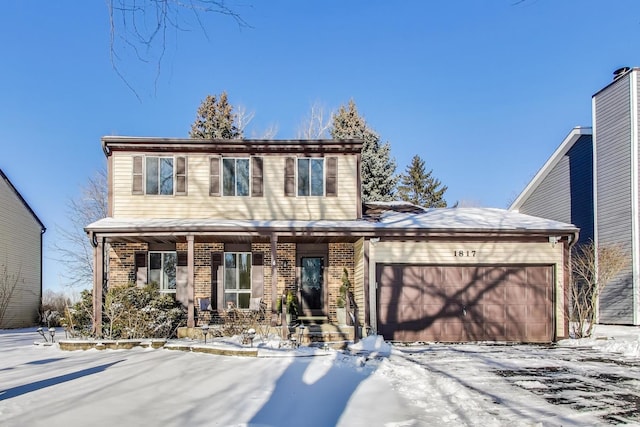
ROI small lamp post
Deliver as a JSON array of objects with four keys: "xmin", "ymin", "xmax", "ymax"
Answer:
[
  {"xmin": 245, "ymin": 328, "xmax": 256, "ymax": 347},
  {"xmin": 48, "ymin": 327, "xmax": 56, "ymax": 343},
  {"xmin": 37, "ymin": 327, "xmax": 48, "ymax": 343},
  {"xmin": 201, "ymin": 324, "xmax": 210, "ymax": 344},
  {"xmin": 297, "ymin": 324, "xmax": 305, "ymax": 347}
]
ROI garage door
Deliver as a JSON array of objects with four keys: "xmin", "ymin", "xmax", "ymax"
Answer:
[{"xmin": 376, "ymin": 264, "xmax": 554, "ymax": 343}]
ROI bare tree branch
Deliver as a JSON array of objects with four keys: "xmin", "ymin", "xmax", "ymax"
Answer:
[
  {"xmin": 297, "ymin": 101, "xmax": 332, "ymax": 139},
  {"xmin": 53, "ymin": 168, "xmax": 108, "ymax": 289},
  {"xmin": 0, "ymin": 261, "xmax": 21, "ymax": 326},
  {"xmin": 570, "ymin": 240, "xmax": 628, "ymax": 338},
  {"xmin": 106, "ymin": 1, "xmax": 250, "ymax": 99}
]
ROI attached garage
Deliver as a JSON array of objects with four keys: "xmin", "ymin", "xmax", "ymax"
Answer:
[
  {"xmin": 376, "ymin": 264, "xmax": 554, "ymax": 343},
  {"xmin": 363, "ymin": 206, "xmax": 578, "ymax": 343}
]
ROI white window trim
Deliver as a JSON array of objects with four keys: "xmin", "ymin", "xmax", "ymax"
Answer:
[
  {"xmin": 297, "ymin": 157, "xmax": 325, "ymax": 197},
  {"xmin": 145, "ymin": 155, "xmax": 176, "ymax": 196},
  {"xmin": 149, "ymin": 251, "xmax": 177, "ymax": 293},
  {"xmin": 222, "ymin": 157, "xmax": 251, "ymax": 197},
  {"xmin": 223, "ymin": 252, "xmax": 252, "ymax": 308}
]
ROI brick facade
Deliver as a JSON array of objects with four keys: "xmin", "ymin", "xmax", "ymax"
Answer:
[{"xmin": 106, "ymin": 240, "xmax": 356, "ymax": 323}]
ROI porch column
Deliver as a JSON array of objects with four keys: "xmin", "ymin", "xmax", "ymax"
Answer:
[
  {"xmin": 271, "ymin": 233, "xmax": 278, "ymax": 322},
  {"xmin": 92, "ymin": 237, "xmax": 104, "ymax": 337},
  {"xmin": 187, "ymin": 235, "xmax": 195, "ymax": 328}
]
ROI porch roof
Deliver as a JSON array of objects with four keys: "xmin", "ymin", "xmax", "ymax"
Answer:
[{"xmin": 85, "ymin": 208, "xmax": 578, "ymax": 240}]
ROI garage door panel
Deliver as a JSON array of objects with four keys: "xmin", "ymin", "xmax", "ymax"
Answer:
[
  {"xmin": 484, "ymin": 322, "xmax": 507, "ymax": 340},
  {"xmin": 527, "ymin": 266, "xmax": 551, "ymax": 285},
  {"xmin": 423, "ymin": 267, "xmax": 443, "ymax": 284},
  {"xmin": 527, "ymin": 304, "xmax": 550, "ymax": 319},
  {"xmin": 484, "ymin": 304, "xmax": 506, "ymax": 322},
  {"xmin": 506, "ymin": 285, "xmax": 527, "ymax": 300},
  {"xmin": 481, "ymin": 266, "xmax": 508, "ymax": 282},
  {"xmin": 377, "ymin": 264, "xmax": 554, "ymax": 343},
  {"xmin": 480, "ymin": 286, "xmax": 506, "ymax": 304},
  {"xmin": 402, "ymin": 283, "xmax": 428, "ymax": 300},
  {"xmin": 397, "ymin": 304, "xmax": 422, "ymax": 323}
]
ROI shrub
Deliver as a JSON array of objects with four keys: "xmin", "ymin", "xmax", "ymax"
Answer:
[{"xmin": 66, "ymin": 284, "xmax": 187, "ymax": 339}]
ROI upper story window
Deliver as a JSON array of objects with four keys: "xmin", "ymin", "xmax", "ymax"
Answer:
[
  {"xmin": 132, "ymin": 155, "xmax": 187, "ymax": 196},
  {"xmin": 146, "ymin": 157, "xmax": 173, "ymax": 195},
  {"xmin": 298, "ymin": 158, "xmax": 324, "ymax": 196},
  {"xmin": 285, "ymin": 157, "xmax": 337, "ymax": 197},
  {"xmin": 210, "ymin": 157, "xmax": 263, "ymax": 197},
  {"xmin": 223, "ymin": 158, "xmax": 250, "ymax": 196}
]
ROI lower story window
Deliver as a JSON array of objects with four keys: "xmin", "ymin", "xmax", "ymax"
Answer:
[
  {"xmin": 149, "ymin": 252, "xmax": 176, "ymax": 292},
  {"xmin": 224, "ymin": 252, "xmax": 251, "ymax": 308}
]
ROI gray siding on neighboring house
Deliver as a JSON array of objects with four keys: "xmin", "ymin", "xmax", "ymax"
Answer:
[
  {"xmin": 568, "ymin": 135, "xmax": 595, "ymax": 246},
  {"xmin": 519, "ymin": 155, "xmax": 572, "ymax": 223},
  {"xmin": 0, "ymin": 170, "xmax": 45, "ymax": 328},
  {"xmin": 516, "ymin": 134, "xmax": 594, "ymax": 247},
  {"xmin": 594, "ymin": 72, "xmax": 635, "ymax": 324}
]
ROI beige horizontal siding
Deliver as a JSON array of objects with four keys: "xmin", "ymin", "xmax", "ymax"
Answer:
[
  {"xmin": 370, "ymin": 240, "xmax": 566, "ymax": 338},
  {"xmin": 0, "ymin": 179, "xmax": 42, "ymax": 328},
  {"xmin": 111, "ymin": 153, "xmax": 359, "ymax": 220}
]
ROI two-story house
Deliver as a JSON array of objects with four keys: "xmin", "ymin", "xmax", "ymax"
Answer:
[
  {"xmin": 86, "ymin": 136, "xmax": 577, "ymax": 343},
  {"xmin": 0, "ymin": 168, "xmax": 46, "ymax": 328}
]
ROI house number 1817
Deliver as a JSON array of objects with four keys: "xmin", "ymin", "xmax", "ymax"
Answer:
[{"xmin": 454, "ymin": 250, "xmax": 476, "ymax": 257}]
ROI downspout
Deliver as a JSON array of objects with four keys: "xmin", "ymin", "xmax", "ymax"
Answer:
[{"xmin": 39, "ymin": 226, "xmax": 46, "ymax": 321}]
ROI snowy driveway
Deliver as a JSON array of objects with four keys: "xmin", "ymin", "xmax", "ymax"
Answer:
[
  {"xmin": 1, "ymin": 328, "xmax": 640, "ymax": 426},
  {"xmin": 388, "ymin": 343, "xmax": 640, "ymax": 426}
]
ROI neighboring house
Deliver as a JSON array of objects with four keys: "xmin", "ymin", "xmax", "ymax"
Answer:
[
  {"xmin": 86, "ymin": 137, "xmax": 577, "ymax": 343},
  {"xmin": 593, "ymin": 67, "xmax": 640, "ymax": 325},
  {"xmin": 0, "ymin": 168, "xmax": 46, "ymax": 328},
  {"xmin": 509, "ymin": 126, "xmax": 593, "ymax": 247},
  {"xmin": 511, "ymin": 66, "xmax": 640, "ymax": 326}
]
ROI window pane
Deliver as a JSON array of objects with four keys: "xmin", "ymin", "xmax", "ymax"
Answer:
[
  {"xmin": 160, "ymin": 158, "xmax": 174, "ymax": 195},
  {"xmin": 236, "ymin": 159, "xmax": 249, "ymax": 196},
  {"xmin": 224, "ymin": 292, "xmax": 238, "ymax": 308},
  {"xmin": 238, "ymin": 292, "xmax": 250, "ymax": 309},
  {"xmin": 224, "ymin": 253, "xmax": 237, "ymax": 289},
  {"xmin": 298, "ymin": 159, "xmax": 309, "ymax": 196},
  {"xmin": 223, "ymin": 159, "xmax": 235, "ymax": 196},
  {"xmin": 238, "ymin": 253, "xmax": 251, "ymax": 289},
  {"xmin": 163, "ymin": 253, "xmax": 177, "ymax": 290},
  {"xmin": 149, "ymin": 252, "xmax": 162, "ymax": 286},
  {"xmin": 311, "ymin": 159, "xmax": 324, "ymax": 196},
  {"xmin": 146, "ymin": 157, "xmax": 159, "ymax": 194}
]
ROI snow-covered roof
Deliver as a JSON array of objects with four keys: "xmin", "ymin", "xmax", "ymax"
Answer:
[{"xmin": 86, "ymin": 207, "xmax": 577, "ymax": 236}]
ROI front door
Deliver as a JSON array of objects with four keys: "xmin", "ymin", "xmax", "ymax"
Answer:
[{"xmin": 300, "ymin": 257, "xmax": 324, "ymax": 316}]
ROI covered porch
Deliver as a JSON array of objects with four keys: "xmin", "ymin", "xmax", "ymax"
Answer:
[{"xmin": 85, "ymin": 218, "xmax": 370, "ymax": 338}]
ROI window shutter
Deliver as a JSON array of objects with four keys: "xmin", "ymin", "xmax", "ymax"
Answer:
[
  {"xmin": 211, "ymin": 252, "xmax": 223, "ymax": 310},
  {"xmin": 251, "ymin": 252, "xmax": 264, "ymax": 299},
  {"xmin": 251, "ymin": 157, "xmax": 263, "ymax": 197},
  {"xmin": 284, "ymin": 157, "xmax": 296, "ymax": 197},
  {"xmin": 209, "ymin": 156, "xmax": 220, "ymax": 196},
  {"xmin": 132, "ymin": 156, "xmax": 143, "ymax": 195},
  {"xmin": 134, "ymin": 251, "xmax": 147, "ymax": 286},
  {"xmin": 326, "ymin": 157, "xmax": 338, "ymax": 197},
  {"xmin": 176, "ymin": 251, "xmax": 188, "ymax": 306},
  {"xmin": 176, "ymin": 156, "xmax": 187, "ymax": 195}
]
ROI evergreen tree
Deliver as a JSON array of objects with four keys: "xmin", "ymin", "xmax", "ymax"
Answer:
[
  {"xmin": 397, "ymin": 155, "xmax": 449, "ymax": 208},
  {"xmin": 330, "ymin": 100, "xmax": 398, "ymax": 202},
  {"xmin": 189, "ymin": 91, "xmax": 242, "ymax": 139}
]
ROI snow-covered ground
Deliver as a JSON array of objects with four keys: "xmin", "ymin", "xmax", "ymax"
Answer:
[{"xmin": 1, "ymin": 325, "xmax": 639, "ymax": 426}]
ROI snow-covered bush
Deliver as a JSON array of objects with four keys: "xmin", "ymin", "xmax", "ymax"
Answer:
[{"xmin": 66, "ymin": 284, "xmax": 187, "ymax": 339}]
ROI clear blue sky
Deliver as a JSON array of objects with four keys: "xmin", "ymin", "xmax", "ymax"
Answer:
[{"xmin": 1, "ymin": 1, "xmax": 640, "ymax": 293}]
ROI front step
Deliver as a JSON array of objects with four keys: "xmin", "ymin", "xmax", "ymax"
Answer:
[
  {"xmin": 296, "ymin": 316, "xmax": 328, "ymax": 324},
  {"xmin": 288, "ymin": 323, "xmax": 354, "ymax": 345}
]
